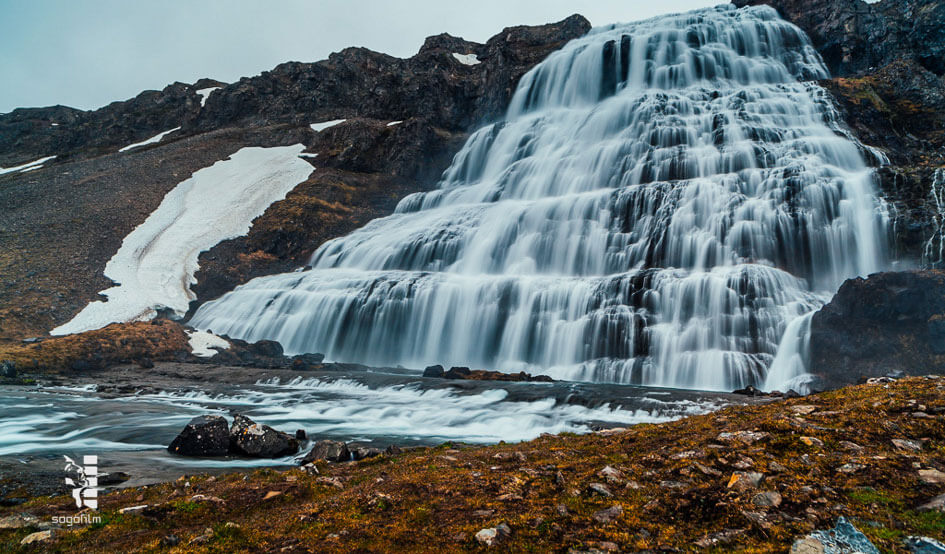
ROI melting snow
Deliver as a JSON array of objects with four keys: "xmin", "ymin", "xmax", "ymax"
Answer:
[
  {"xmin": 51, "ymin": 144, "xmax": 313, "ymax": 335},
  {"xmin": 187, "ymin": 330, "xmax": 231, "ymax": 357},
  {"xmin": 452, "ymin": 53, "xmax": 481, "ymax": 66},
  {"xmin": 119, "ymin": 127, "xmax": 181, "ymax": 152},
  {"xmin": 299, "ymin": 152, "xmax": 318, "ymax": 158},
  {"xmin": 387, "ymin": 120, "xmax": 403, "ymax": 127},
  {"xmin": 309, "ymin": 119, "xmax": 346, "ymax": 132},
  {"xmin": 196, "ymin": 87, "xmax": 220, "ymax": 107},
  {"xmin": 0, "ymin": 155, "xmax": 56, "ymax": 175}
]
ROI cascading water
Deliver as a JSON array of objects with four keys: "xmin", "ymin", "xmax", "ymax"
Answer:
[{"xmin": 192, "ymin": 5, "xmax": 890, "ymax": 392}]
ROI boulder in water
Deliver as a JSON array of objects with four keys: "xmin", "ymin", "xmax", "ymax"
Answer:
[
  {"xmin": 423, "ymin": 364, "xmax": 445, "ymax": 378},
  {"xmin": 229, "ymin": 414, "xmax": 299, "ymax": 458},
  {"xmin": 301, "ymin": 440, "xmax": 350, "ymax": 463},
  {"xmin": 444, "ymin": 366, "xmax": 471, "ymax": 379},
  {"xmin": 168, "ymin": 415, "xmax": 230, "ymax": 457},
  {"xmin": 0, "ymin": 360, "xmax": 16, "ymax": 378}
]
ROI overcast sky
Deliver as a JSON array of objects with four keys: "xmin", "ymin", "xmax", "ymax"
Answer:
[{"xmin": 0, "ymin": 1, "xmax": 722, "ymax": 113}]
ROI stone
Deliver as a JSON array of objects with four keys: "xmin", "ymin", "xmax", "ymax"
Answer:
[
  {"xmin": 167, "ymin": 415, "xmax": 230, "ymax": 457},
  {"xmin": 597, "ymin": 465, "xmax": 625, "ymax": 483},
  {"xmin": 20, "ymin": 530, "xmax": 54, "ymax": 545},
  {"xmin": 422, "ymin": 364, "xmax": 445, "ymax": 378},
  {"xmin": 229, "ymin": 414, "xmax": 299, "ymax": 458},
  {"xmin": 475, "ymin": 522, "xmax": 511, "ymax": 546},
  {"xmin": 694, "ymin": 529, "xmax": 747, "ymax": 548},
  {"xmin": 0, "ymin": 513, "xmax": 38, "ymax": 529},
  {"xmin": 917, "ymin": 493, "xmax": 945, "ymax": 512},
  {"xmin": 588, "ymin": 483, "xmax": 613, "ymax": 497},
  {"xmin": 592, "ymin": 505, "xmax": 623, "ymax": 523},
  {"xmin": 118, "ymin": 504, "xmax": 148, "ymax": 514},
  {"xmin": 893, "ymin": 438, "xmax": 923, "ymax": 452},
  {"xmin": 717, "ymin": 431, "xmax": 770, "ymax": 445},
  {"xmin": 800, "ymin": 436, "xmax": 824, "ymax": 447},
  {"xmin": 791, "ymin": 516, "xmax": 879, "ymax": 554},
  {"xmin": 839, "ymin": 441, "xmax": 864, "ymax": 453},
  {"xmin": 0, "ymin": 360, "xmax": 17, "ymax": 378},
  {"xmin": 837, "ymin": 463, "xmax": 865, "ymax": 474},
  {"xmin": 768, "ymin": 461, "xmax": 788, "ymax": 473},
  {"xmin": 753, "ymin": 491, "xmax": 783, "ymax": 508},
  {"xmin": 727, "ymin": 471, "xmax": 764, "ymax": 491},
  {"xmin": 791, "ymin": 405, "xmax": 817, "ymax": 415},
  {"xmin": 444, "ymin": 366, "xmax": 471, "ymax": 379},
  {"xmin": 919, "ymin": 469, "xmax": 945, "ymax": 484},
  {"xmin": 905, "ymin": 536, "xmax": 945, "ymax": 554},
  {"xmin": 301, "ymin": 440, "xmax": 350, "ymax": 463},
  {"xmin": 351, "ymin": 445, "xmax": 383, "ymax": 460},
  {"xmin": 263, "ymin": 491, "xmax": 282, "ymax": 500}
]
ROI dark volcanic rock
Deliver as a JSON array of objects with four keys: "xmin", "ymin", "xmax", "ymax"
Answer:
[
  {"xmin": 229, "ymin": 414, "xmax": 299, "ymax": 458},
  {"xmin": 301, "ymin": 440, "xmax": 351, "ymax": 464},
  {"xmin": 810, "ymin": 270, "xmax": 945, "ymax": 389},
  {"xmin": 423, "ymin": 365, "xmax": 445, "ymax": 378},
  {"xmin": 445, "ymin": 366, "xmax": 472, "ymax": 379},
  {"xmin": 168, "ymin": 415, "xmax": 230, "ymax": 457},
  {"xmin": 0, "ymin": 360, "xmax": 15, "ymax": 378}
]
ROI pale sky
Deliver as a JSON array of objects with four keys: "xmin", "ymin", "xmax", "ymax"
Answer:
[{"xmin": 0, "ymin": 1, "xmax": 722, "ymax": 113}]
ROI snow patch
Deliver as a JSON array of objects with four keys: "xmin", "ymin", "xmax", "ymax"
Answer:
[
  {"xmin": 299, "ymin": 152, "xmax": 318, "ymax": 158},
  {"xmin": 51, "ymin": 145, "xmax": 313, "ymax": 335},
  {"xmin": 452, "ymin": 53, "xmax": 481, "ymax": 66},
  {"xmin": 0, "ymin": 155, "xmax": 56, "ymax": 175},
  {"xmin": 187, "ymin": 330, "xmax": 230, "ymax": 357},
  {"xmin": 119, "ymin": 127, "xmax": 181, "ymax": 152},
  {"xmin": 387, "ymin": 120, "xmax": 403, "ymax": 127},
  {"xmin": 309, "ymin": 119, "xmax": 346, "ymax": 132},
  {"xmin": 195, "ymin": 87, "xmax": 220, "ymax": 107}
]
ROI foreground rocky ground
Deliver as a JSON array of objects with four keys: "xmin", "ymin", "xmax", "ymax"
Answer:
[{"xmin": 1, "ymin": 376, "xmax": 943, "ymax": 552}]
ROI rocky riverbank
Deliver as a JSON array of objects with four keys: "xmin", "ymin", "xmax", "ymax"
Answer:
[{"xmin": 1, "ymin": 376, "xmax": 943, "ymax": 552}]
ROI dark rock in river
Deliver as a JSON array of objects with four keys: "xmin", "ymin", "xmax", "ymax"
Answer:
[
  {"xmin": 301, "ymin": 440, "xmax": 351, "ymax": 464},
  {"xmin": 229, "ymin": 414, "xmax": 299, "ymax": 458},
  {"xmin": 0, "ymin": 360, "xmax": 16, "ymax": 378},
  {"xmin": 423, "ymin": 364, "xmax": 445, "ymax": 378},
  {"xmin": 445, "ymin": 366, "xmax": 472, "ymax": 379},
  {"xmin": 167, "ymin": 415, "xmax": 230, "ymax": 457},
  {"xmin": 810, "ymin": 270, "xmax": 945, "ymax": 389}
]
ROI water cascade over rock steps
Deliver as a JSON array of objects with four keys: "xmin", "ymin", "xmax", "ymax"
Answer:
[{"xmin": 191, "ymin": 5, "xmax": 890, "ymax": 392}]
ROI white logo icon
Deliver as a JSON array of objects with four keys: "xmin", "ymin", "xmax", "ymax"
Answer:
[{"xmin": 63, "ymin": 455, "xmax": 99, "ymax": 510}]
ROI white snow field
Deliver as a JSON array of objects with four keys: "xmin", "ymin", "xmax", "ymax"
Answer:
[
  {"xmin": 52, "ymin": 144, "xmax": 314, "ymax": 335},
  {"xmin": 451, "ymin": 53, "xmax": 480, "ymax": 65},
  {"xmin": 309, "ymin": 119, "xmax": 346, "ymax": 132},
  {"xmin": 0, "ymin": 155, "xmax": 56, "ymax": 175},
  {"xmin": 118, "ymin": 127, "xmax": 181, "ymax": 152},
  {"xmin": 195, "ymin": 87, "xmax": 221, "ymax": 107},
  {"xmin": 187, "ymin": 330, "xmax": 231, "ymax": 357}
]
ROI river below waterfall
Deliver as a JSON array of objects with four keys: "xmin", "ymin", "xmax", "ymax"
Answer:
[{"xmin": 0, "ymin": 363, "xmax": 749, "ymax": 499}]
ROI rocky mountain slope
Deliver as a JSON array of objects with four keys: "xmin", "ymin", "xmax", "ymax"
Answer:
[{"xmin": 0, "ymin": 15, "xmax": 589, "ymax": 340}]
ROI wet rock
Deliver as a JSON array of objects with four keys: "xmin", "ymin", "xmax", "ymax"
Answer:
[
  {"xmin": 20, "ymin": 530, "xmax": 54, "ymax": 545},
  {"xmin": 791, "ymin": 516, "xmax": 879, "ymax": 554},
  {"xmin": 423, "ymin": 365, "xmax": 445, "ymax": 378},
  {"xmin": 229, "ymin": 414, "xmax": 299, "ymax": 458},
  {"xmin": 917, "ymin": 493, "xmax": 945, "ymax": 512},
  {"xmin": 444, "ymin": 366, "xmax": 471, "ymax": 379},
  {"xmin": 905, "ymin": 536, "xmax": 945, "ymax": 554},
  {"xmin": 810, "ymin": 271, "xmax": 945, "ymax": 388},
  {"xmin": 592, "ymin": 504, "xmax": 623, "ymax": 523},
  {"xmin": 295, "ymin": 429, "xmax": 306, "ymax": 441},
  {"xmin": 753, "ymin": 491, "xmax": 783, "ymax": 508},
  {"xmin": 733, "ymin": 385, "xmax": 766, "ymax": 396},
  {"xmin": 475, "ymin": 522, "xmax": 511, "ymax": 546},
  {"xmin": 301, "ymin": 440, "xmax": 350, "ymax": 463},
  {"xmin": 167, "ymin": 415, "xmax": 230, "ymax": 457},
  {"xmin": 290, "ymin": 353, "xmax": 325, "ymax": 370},
  {"xmin": 919, "ymin": 469, "xmax": 945, "ymax": 484}
]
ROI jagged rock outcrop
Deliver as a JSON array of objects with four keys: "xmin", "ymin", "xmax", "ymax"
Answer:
[
  {"xmin": 0, "ymin": 15, "xmax": 589, "ymax": 340},
  {"xmin": 809, "ymin": 271, "xmax": 945, "ymax": 389}
]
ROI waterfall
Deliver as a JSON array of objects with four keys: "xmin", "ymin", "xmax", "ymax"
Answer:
[{"xmin": 191, "ymin": 5, "xmax": 890, "ymax": 392}]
